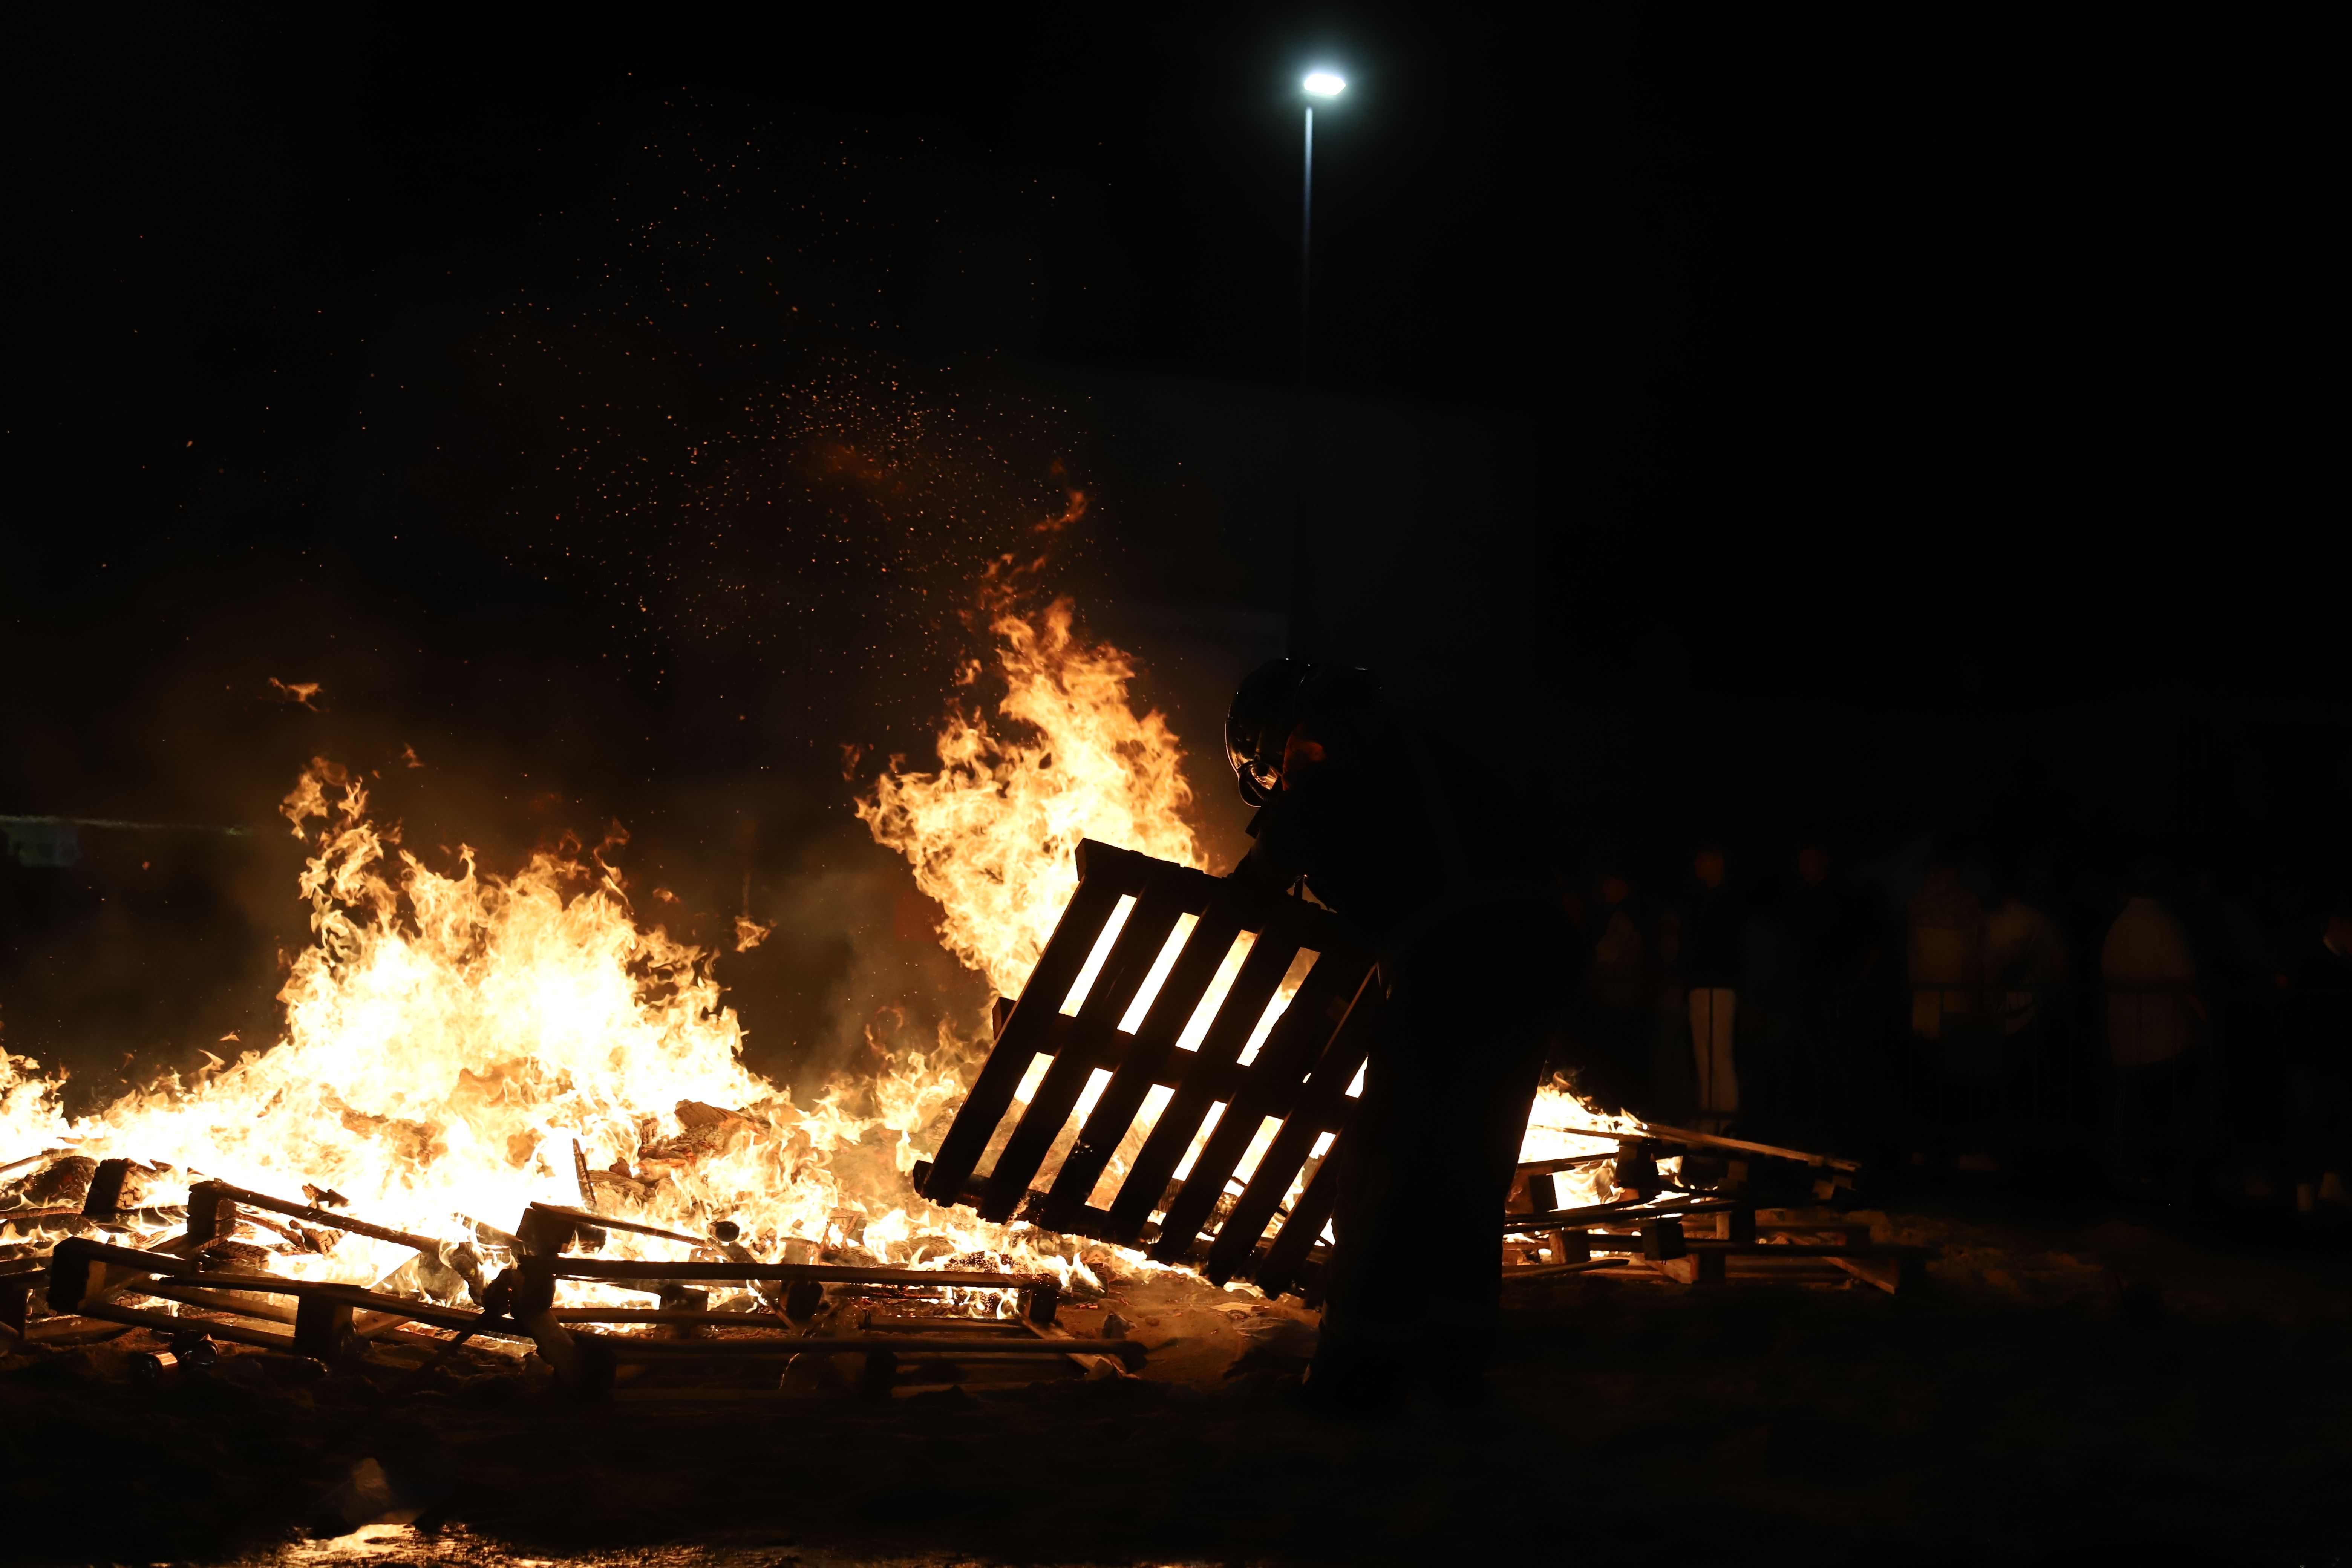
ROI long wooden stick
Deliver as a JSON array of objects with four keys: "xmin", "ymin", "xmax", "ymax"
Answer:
[
  {"xmin": 75, "ymin": 1297, "xmax": 298, "ymax": 1351},
  {"xmin": 575, "ymin": 1332, "xmax": 1143, "ymax": 1363},
  {"xmin": 0, "ymin": 1150, "xmax": 64, "ymax": 1181},
  {"xmin": 187, "ymin": 1179, "xmax": 442, "ymax": 1253},
  {"xmin": 536, "ymin": 1257, "xmax": 1045, "ymax": 1289},
  {"xmin": 1018, "ymin": 1314, "xmax": 1138, "ymax": 1378},
  {"xmin": 1501, "ymin": 1258, "xmax": 1629, "ymax": 1282},
  {"xmin": 1635, "ymin": 1123, "xmax": 1863, "ymax": 1172},
  {"xmin": 548, "ymin": 1307, "xmax": 837, "ymax": 1325},
  {"xmin": 523, "ymin": 1201, "xmax": 703, "ymax": 1247},
  {"xmin": 1499, "ymin": 1196, "xmax": 1735, "ymax": 1233},
  {"xmin": 141, "ymin": 1282, "xmax": 298, "ymax": 1324},
  {"xmin": 1513, "ymin": 1150, "xmax": 1623, "ymax": 1176}
]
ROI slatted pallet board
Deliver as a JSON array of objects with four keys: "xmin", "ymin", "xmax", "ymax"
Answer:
[
  {"xmin": 1497, "ymin": 1200, "xmax": 1929, "ymax": 1293},
  {"xmin": 918, "ymin": 839, "xmax": 1375, "ymax": 1300}
]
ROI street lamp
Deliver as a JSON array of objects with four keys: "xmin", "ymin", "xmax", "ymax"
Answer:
[{"xmin": 1289, "ymin": 68, "xmax": 1345, "ymax": 658}]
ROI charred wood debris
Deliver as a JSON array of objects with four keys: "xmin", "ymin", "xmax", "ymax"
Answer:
[
  {"xmin": 0, "ymin": 1131, "xmax": 1917, "ymax": 1410},
  {"xmin": 0, "ymin": 1144, "xmax": 1137, "ymax": 1401}
]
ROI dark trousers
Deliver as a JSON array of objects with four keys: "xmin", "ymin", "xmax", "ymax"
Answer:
[
  {"xmin": 2104, "ymin": 1054, "xmax": 2204, "ymax": 1188},
  {"xmin": 1311, "ymin": 909, "xmax": 1564, "ymax": 1400}
]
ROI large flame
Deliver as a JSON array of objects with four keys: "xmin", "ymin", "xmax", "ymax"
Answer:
[
  {"xmin": 3, "ymin": 601, "xmax": 1641, "ymax": 1311},
  {"xmin": 0, "ymin": 764, "xmax": 1053, "ymax": 1302},
  {"xmin": 858, "ymin": 598, "xmax": 1205, "ymax": 1001}
]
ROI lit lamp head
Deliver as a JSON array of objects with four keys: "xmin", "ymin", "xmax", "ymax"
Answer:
[{"xmin": 1302, "ymin": 70, "xmax": 1347, "ymax": 100}]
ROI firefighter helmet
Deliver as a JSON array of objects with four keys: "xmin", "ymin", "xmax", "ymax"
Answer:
[{"xmin": 1223, "ymin": 657, "xmax": 1377, "ymax": 805}]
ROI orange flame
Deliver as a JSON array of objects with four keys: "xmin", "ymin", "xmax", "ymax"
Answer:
[
  {"xmin": 0, "ymin": 762, "xmax": 1094, "ymax": 1304},
  {"xmin": 858, "ymin": 598, "xmax": 1204, "ymax": 1004},
  {"xmin": 2, "ymin": 600, "xmax": 1640, "ymax": 1308}
]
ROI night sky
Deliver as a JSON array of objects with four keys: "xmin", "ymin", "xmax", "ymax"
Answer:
[{"xmin": 1, "ymin": 11, "xmax": 2328, "ymax": 1102}]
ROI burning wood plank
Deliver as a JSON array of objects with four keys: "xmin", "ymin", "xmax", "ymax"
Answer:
[
  {"xmin": 521, "ymin": 1255, "xmax": 1050, "ymax": 1291},
  {"xmin": 1634, "ymin": 1122, "xmax": 1865, "ymax": 1173},
  {"xmin": 573, "ymin": 1332, "xmax": 1145, "ymax": 1367},
  {"xmin": 181, "ymin": 1178, "xmax": 442, "ymax": 1254}
]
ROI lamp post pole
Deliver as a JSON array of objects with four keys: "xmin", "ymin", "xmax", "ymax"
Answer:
[
  {"xmin": 1299, "ymin": 99, "xmax": 1316, "ymax": 385},
  {"xmin": 1288, "ymin": 71, "xmax": 1344, "ymax": 660}
]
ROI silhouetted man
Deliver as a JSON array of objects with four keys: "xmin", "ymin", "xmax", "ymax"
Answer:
[
  {"xmin": 1224, "ymin": 657, "xmax": 1566, "ymax": 1412},
  {"xmin": 1909, "ymin": 851, "xmax": 1984, "ymax": 1044},
  {"xmin": 1584, "ymin": 867, "xmax": 1658, "ymax": 1117},
  {"xmin": 1983, "ymin": 865, "xmax": 2069, "ymax": 1126},
  {"xmin": 1786, "ymin": 842, "xmax": 1882, "ymax": 1136},
  {"xmin": 2101, "ymin": 862, "xmax": 2203, "ymax": 1187},
  {"xmin": 1667, "ymin": 846, "xmax": 1742, "ymax": 1130}
]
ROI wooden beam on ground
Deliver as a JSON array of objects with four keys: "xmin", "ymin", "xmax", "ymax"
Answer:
[
  {"xmin": 534, "ymin": 1257, "xmax": 1047, "ymax": 1290},
  {"xmin": 522, "ymin": 1201, "xmax": 703, "ymax": 1248},
  {"xmin": 74, "ymin": 1298, "xmax": 301, "ymax": 1351},
  {"xmin": 1500, "ymin": 1196, "xmax": 1736, "ymax": 1233},
  {"xmin": 1635, "ymin": 1123, "xmax": 1863, "ymax": 1172},
  {"xmin": 44, "ymin": 1236, "xmax": 197, "ymax": 1311},
  {"xmin": 1018, "ymin": 1314, "xmax": 1139, "ymax": 1378},
  {"xmin": 184, "ymin": 1179, "xmax": 442, "ymax": 1254},
  {"xmin": 1829, "ymin": 1253, "xmax": 1925, "ymax": 1294},
  {"xmin": 1513, "ymin": 1150, "xmax": 1623, "ymax": 1177},
  {"xmin": 1500, "ymin": 1257, "xmax": 1628, "ymax": 1283},
  {"xmin": 547, "ymin": 1306, "xmax": 825, "ymax": 1326},
  {"xmin": 140, "ymin": 1283, "xmax": 298, "ymax": 1324},
  {"xmin": 576, "ymin": 1332, "xmax": 1145, "ymax": 1367}
]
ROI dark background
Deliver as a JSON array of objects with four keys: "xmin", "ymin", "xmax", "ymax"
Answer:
[{"xmin": 0, "ymin": 9, "xmax": 2329, "ymax": 1107}]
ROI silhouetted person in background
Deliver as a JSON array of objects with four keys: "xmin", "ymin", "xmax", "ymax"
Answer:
[
  {"xmin": 1223, "ymin": 658, "xmax": 1566, "ymax": 1412},
  {"xmin": 1665, "ymin": 845, "xmax": 1742, "ymax": 1131},
  {"xmin": 1984, "ymin": 865, "xmax": 2069, "ymax": 1127},
  {"xmin": 1785, "ymin": 841, "xmax": 1880, "ymax": 1139},
  {"xmin": 1906, "ymin": 849, "xmax": 1985, "ymax": 1124},
  {"xmin": 1909, "ymin": 851, "xmax": 1984, "ymax": 1046},
  {"xmin": 2286, "ymin": 901, "xmax": 2352, "ymax": 1214},
  {"xmin": 2101, "ymin": 861, "xmax": 2204, "ymax": 1189},
  {"xmin": 1739, "ymin": 879, "xmax": 1804, "ymax": 1139},
  {"xmin": 1582, "ymin": 866, "xmax": 1657, "ymax": 1117},
  {"xmin": 2185, "ymin": 865, "xmax": 2286, "ymax": 1198}
]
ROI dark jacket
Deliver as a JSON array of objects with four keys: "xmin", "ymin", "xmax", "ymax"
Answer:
[{"xmin": 1232, "ymin": 681, "xmax": 1556, "ymax": 971}]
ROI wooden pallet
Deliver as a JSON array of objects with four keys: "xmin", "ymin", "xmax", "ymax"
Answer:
[
  {"xmin": 917, "ymin": 839, "xmax": 1376, "ymax": 1300},
  {"xmin": 39, "ymin": 1196, "xmax": 1130, "ymax": 1394},
  {"xmin": 1498, "ymin": 1198, "xmax": 1928, "ymax": 1294}
]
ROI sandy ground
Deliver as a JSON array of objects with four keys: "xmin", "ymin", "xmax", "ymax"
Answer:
[{"xmin": 6, "ymin": 1203, "xmax": 2352, "ymax": 1567}]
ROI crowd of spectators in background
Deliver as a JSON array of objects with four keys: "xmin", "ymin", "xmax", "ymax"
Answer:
[{"xmin": 1557, "ymin": 838, "xmax": 2352, "ymax": 1212}]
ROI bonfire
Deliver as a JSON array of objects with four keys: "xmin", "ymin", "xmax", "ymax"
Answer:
[{"xmin": 0, "ymin": 603, "xmax": 1637, "ymax": 1315}]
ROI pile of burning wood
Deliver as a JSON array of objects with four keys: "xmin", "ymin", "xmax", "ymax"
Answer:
[
  {"xmin": 2, "ymin": 834, "xmax": 1923, "ymax": 1401},
  {"xmin": 0, "ymin": 1153, "xmax": 1142, "ymax": 1395}
]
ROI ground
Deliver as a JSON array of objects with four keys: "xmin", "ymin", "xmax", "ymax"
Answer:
[{"xmin": 5, "ymin": 1197, "xmax": 2350, "ymax": 1567}]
